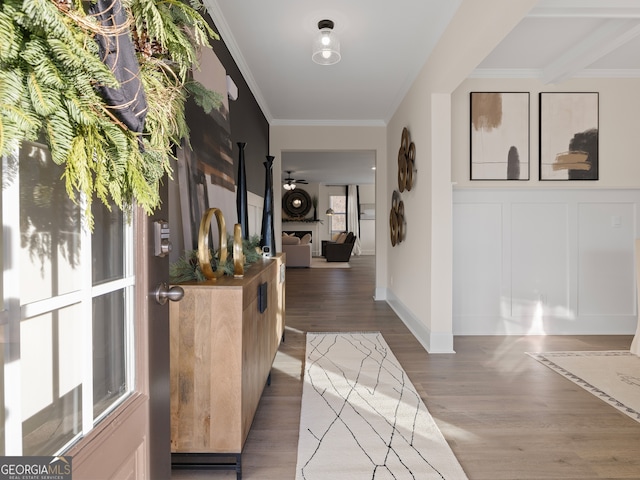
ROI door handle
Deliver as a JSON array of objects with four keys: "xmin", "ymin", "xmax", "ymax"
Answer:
[{"xmin": 153, "ymin": 282, "xmax": 184, "ymax": 305}]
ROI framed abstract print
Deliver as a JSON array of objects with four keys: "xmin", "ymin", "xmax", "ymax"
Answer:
[
  {"xmin": 470, "ymin": 92, "xmax": 530, "ymax": 180},
  {"xmin": 539, "ymin": 92, "xmax": 599, "ymax": 181}
]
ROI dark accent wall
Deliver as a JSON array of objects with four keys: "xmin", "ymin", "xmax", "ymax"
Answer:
[{"xmin": 206, "ymin": 14, "xmax": 270, "ymax": 196}]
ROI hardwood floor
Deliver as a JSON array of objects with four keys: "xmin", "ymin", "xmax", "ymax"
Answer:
[{"xmin": 172, "ymin": 255, "xmax": 640, "ymax": 480}]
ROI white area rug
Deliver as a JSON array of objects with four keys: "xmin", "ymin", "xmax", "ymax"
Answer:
[
  {"xmin": 296, "ymin": 332, "xmax": 468, "ymax": 480},
  {"xmin": 528, "ymin": 351, "xmax": 640, "ymax": 423},
  {"xmin": 311, "ymin": 257, "xmax": 350, "ymax": 268}
]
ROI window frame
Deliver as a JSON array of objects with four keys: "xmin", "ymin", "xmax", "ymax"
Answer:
[{"xmin": 1, "ymin": 144, "xmax": 136, "ymax": 456}]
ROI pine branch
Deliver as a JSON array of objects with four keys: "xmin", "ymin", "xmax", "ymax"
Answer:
[
  {"xmin": 185, "ymin": 80, "xmax": 223, "ymax": 114},
  {"xmin": 1, "ymin": 0, "xmax": 223, "ymax": 227}
]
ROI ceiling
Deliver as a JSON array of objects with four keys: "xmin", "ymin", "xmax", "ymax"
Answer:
[{"xmin": 203, "ymin": 0, "xmax": 640, "ymax": 186}]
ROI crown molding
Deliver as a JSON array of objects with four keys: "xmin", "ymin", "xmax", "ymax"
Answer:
[
  {"xmin": 270, "ymin": 119, "xmax": 387, "ymax": 128},
  {"xmin": 531, "ymin": 0, "xmax": 640, "ymax": 18},
  {"xmin": 202, "ymin": 0, "xmax": 274, "ymax": 123},
  {"xmin": 470, "ymin": 68, "xmax": 640, "ymax": 80}
]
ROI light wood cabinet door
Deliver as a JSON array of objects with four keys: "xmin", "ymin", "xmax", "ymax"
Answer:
[{"xmin": 170, "ymin": 255, "xmax": 285, "ymax": 455}]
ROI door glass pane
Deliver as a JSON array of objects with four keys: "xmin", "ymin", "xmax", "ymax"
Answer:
[
  {"xmin": 21, "ymin": 304, "xmax": 83, "ymax": 455},
  {"xmin": 4, "ymin": 138, "xmax": 135, "ymax": 455},
  {"xmin": 92, "ymin": 201, "xmax": 125, "ymax": 285},
  {"xmin": 19, "ymin": 141, "xmax": 81, "ymax": 305},
  {"xmin": 93, "ymin": 290, "xmax": 128, "ymax": 419}
]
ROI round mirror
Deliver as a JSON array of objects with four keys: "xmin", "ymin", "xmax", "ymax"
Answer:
[{"xmin": 283, "ymin": 189, "xmax": 311, "ymax": 217}]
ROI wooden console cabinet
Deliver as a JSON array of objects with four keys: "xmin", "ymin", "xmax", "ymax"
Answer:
[{"xmin": 169, "ymin": 254, "xmax": 285, "ymax": 468}]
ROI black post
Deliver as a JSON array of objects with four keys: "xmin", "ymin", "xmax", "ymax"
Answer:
[
  {"xmin": 260, "ymin": 155, "xmax": 276, "ymax": 256},
  {"xmin": 236, "ymin": 142, "xmax": 249, "ymax": 239}
]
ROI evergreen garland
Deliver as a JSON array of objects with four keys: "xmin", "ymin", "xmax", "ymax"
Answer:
[
  {"xmin": 0, "ymin": 0, "xmax": 223, "ymax": 227},
  {"xmin": 170, "ymin": 235, "xmax": 264, "ymax": 282}
]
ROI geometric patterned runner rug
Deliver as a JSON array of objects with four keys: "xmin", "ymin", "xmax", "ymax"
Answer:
[
  {"xmin": 296, "ymin": 332, "xmax": 468, "ymax": 479},
  {"xmin": 527, "ymin": 350, "xmax": 640, "ymax": 423}
]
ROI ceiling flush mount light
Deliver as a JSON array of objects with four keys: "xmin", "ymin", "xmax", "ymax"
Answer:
[{"xmin": 312, "ymin": 19, "xmax": 341, "ymax": 65}]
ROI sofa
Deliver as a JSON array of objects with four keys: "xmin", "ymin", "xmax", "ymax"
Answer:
[
  {"xmin": 281, "ymin": 233, "xmax": 312, "ymax": 267},
  {"xmin": 324, "ymin": 232, "xmax": 356, "ymax": 262}
]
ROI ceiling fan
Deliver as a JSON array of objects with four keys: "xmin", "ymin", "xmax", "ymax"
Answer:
[{"xmin": 283, "ymin": 171, "xmax": 308, "ymax": 190}]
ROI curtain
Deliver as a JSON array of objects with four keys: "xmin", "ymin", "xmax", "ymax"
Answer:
[{"xmin": 347, "ymin": 185, "xmax": 361, "ymax": 256}]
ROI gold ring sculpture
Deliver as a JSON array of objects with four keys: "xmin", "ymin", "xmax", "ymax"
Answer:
[
  {"xmin": 233, "ymin": 223, "xmax": 244, "ymax": 278},
  {"xmin": 198, "ymin": 208, "xmax": 227, "ymax": 280}
]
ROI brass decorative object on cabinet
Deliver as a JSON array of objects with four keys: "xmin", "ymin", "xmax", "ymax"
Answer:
[
  {"xmin": 198, "ymin": 208, "xmax": 227, "ymax": 280},
  {"xmin": 233, "ymin": 223, "xmax": 244, "ymax": 278}
]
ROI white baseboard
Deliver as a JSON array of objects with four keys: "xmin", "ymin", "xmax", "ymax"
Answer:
[
  {"xmin": 385, "ymin": 289, "xmax": 455, "ymax": 354},
  {"xmin": 453, "ymin": 314, "xmax": 638, "ymax": 336}
]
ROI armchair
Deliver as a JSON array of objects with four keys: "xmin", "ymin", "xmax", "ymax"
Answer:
[{"xmin": 325, "ymin": 232, "xmax": 355, "ymax": 262}]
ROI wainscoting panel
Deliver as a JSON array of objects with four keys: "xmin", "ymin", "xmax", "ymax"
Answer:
[
  {"xmin": 453, "ymin": 189, "xmax": 640, "ymax": 335},
  {"xmin": 452, "ymin": 203, "xmax": 503, "ymax": 334},
  {"xmin": 511, "ymin": 202, "xmax": 570, "ymax": 325},
  {"xmin": 577, "ymin": 202, "xmax": 636, "ymax": 316}
]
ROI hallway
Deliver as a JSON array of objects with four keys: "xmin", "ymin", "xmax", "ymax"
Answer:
[{"xmin": 173, "ymin": 255, "xmax": 640, "ymax": 479}]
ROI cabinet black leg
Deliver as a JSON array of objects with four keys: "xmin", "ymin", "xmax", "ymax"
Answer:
[
  {"xmin": 235, "ymin": 454, "xmax": 242, "ymax": 480},
  {"xmin": 172, "ymin": 452, "xmax": 242, "ymax": 479}
]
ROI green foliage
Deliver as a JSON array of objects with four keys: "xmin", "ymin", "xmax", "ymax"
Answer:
[
  {"xmin": 185, "ymin": 79, "xmax": 224, "ymax": 115},
  {"xmin": 0, "ymin": 0, "xmax": 222, "ymax": 227},
  {"xmin": 170, "ymin": 235, "xmax": 263, "ymax": 283}
]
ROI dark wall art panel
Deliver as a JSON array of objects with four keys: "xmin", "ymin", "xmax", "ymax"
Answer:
[{"xmin": 209, "ymin": 19, "xmax": 269, "ymax": 196}]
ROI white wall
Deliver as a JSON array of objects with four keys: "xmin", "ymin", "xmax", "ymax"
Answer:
[
  {"xmin": 279, "ymin": 183, "xmax": 377, "ymax": 256},
  {"xmin": 451, "ymin": 77, "xmax": 640, "ymax": 335},
  {"xmin": 247, "ymin": 191, "xmax": 263, "ymax": 240},
  {"xmin": 385, "ymin": 0, "xmax": 537, "ymax": 352},
  {"xmin": 270, "ymin": 125, "xmax": 387, "ymax": 290},
  {"xmin": 359, "ymin": 184, "xmax": 375, "ymax": 204},
  {"xmin": 454, "ymin": 189, "xmax": 639, "ymax": 335},
  {"xmin": 359, "ymin": 184, "xmax": 375, "ymax": 255},
  {"xmin": 452, "ymin": 77, "xmax": 640, "ymax": 188},
  {"xmin": 269, "ymin": 2, "xmax": 640, "ymax": 348},
  {"xmin": 319, "ymin": 184, "xmax": 375, "ymax": 255}
]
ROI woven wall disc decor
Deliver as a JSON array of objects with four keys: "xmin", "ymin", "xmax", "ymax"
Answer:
[
  {"xmin": 283, "ymin": 189, "xmax": 312, "ymax": 218},
  {"xmin": 391, "ymin": 127, "xmax": 414, "ymax": 246},
  {"xmin": 389, "ymin": 190, "xmax": 405, "ymax": 247},
  {"xmin": 397, "ymin": 127, "xmax": 416, "ymax": 192}
]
